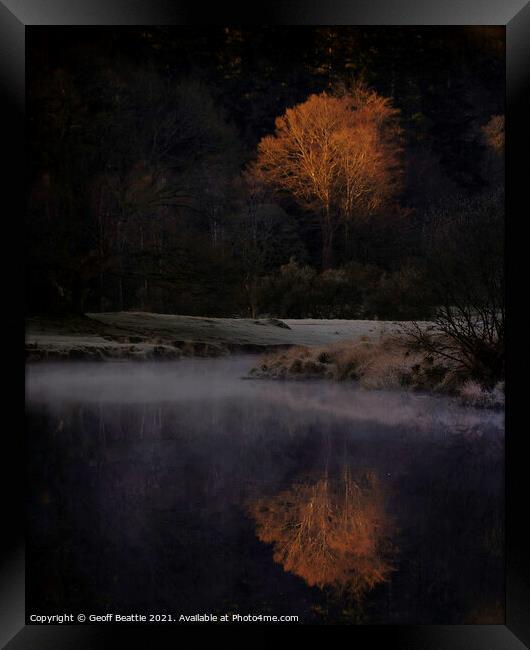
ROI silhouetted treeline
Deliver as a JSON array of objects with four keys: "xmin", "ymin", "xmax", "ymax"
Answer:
[{"xmin": 27, "ymin": 27, "xmax": 504, "ymax": 318}]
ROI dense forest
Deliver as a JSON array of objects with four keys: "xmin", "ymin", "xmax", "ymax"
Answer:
[{"xmin": 27, "ymin": 27, "xmax": 504, "ymax": 320}]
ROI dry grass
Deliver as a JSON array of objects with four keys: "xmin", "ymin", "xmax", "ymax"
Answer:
[
  {"xmin": 252, "ymin": 336, "xmax": 443, "ymax": 388},
  {"xmin": 459, "ymin": 380, "xmax": 505, "ymax": 409},
  {"xmin": 249, "ymin": 335, "xmax": 504, "ymax": 407}
]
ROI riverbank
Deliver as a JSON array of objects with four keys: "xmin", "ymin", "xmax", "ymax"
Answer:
[
  {"xmin": 25, "ymin": 312, "xmax": 503, "ymax": 409},
  {"xmin": 26, "ymin": 312, "xmax": 422, "ymax": 362},
  {"xmin": 249, "ymin": 337, "xmax": 505, "ymax": 409}
]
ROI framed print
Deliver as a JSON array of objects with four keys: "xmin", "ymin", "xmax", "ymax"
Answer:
[{"xmin": 2, "ymin": 1, "xmax": 528, "ymax": 647}]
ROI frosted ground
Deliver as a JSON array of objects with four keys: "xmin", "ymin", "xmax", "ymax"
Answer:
[{"xmin": 26, "ymin": 312, "xmax": 432, "ymax": 361}]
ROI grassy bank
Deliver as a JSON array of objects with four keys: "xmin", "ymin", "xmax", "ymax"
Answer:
[
  {"xmin": 25, "ymin": 313, "xmax": 416, "ymax": 361},
  {"xmin": 249, "ymin": 336, "xmax": 504, "ymax": 409}
]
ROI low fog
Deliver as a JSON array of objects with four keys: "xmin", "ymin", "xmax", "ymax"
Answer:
[{"xmin": 26, "ymin": 357, "xmax": 503, "ymax": 433}]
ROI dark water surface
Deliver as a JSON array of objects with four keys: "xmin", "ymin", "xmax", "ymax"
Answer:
[{"xmin": 26, "ymin": 357, "xmax": 504, "ymax": 624}]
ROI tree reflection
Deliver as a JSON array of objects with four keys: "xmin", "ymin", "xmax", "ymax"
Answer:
[{"xmin": 249, "ymin": 469, "xmax": 395, "ymax": 599}]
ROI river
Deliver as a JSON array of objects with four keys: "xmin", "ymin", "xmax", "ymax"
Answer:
[{"xmin": 26, "ymin": 356, "xmax": 504, "ymax": 624}]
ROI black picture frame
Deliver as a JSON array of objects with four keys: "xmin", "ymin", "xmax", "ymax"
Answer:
[{"xmin": 2, "ymin": 1, "xmax": 528, "ymax": 647}]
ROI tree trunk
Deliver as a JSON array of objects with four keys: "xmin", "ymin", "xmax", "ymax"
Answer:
[
  {"xmin": 322, "ymin": 225, "xmax": 334, "ymax": 269},
  {"xmin": 321, "ymin": 203, "xmax": 335, "ymax": 269},
  {"xmin": 71, "ymin": 274, "xmax": 86, "ymax": 315},
  {"xmin": 246, "ymin": 276, "xmax": 259, "ymax": 319}
]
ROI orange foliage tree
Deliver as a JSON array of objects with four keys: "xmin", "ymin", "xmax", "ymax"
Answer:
[
  {"xmin": 252, "ymin": 86, "xmax": 403, "ymax": 267},
  {"xmin": 481, "ymin": 114, "xmax": 504, "ymax": 154}
]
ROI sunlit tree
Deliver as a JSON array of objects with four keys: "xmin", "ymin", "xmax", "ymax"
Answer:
[
  {"xmin": 480, "ymin": 114, "xmax": 504, "ymax": 187},
  {"xmin": 252, "ymin": 86, "xmax": 402, "ymax": 267},
  {"xmin": 481, "ymin": 114, "xmax": 504, "ymax": 154}
]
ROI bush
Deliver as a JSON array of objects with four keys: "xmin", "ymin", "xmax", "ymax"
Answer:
[
  {"xmin": 256, "ymin": 258, "xmax": 432, "ymax": 320},
  {"xmin": 411, "ymin": 190, "xmax": 504, "ymax": 387},
  {"xmin": 364, "ymin": 264, "xmax": 433, "ymax": 320}
]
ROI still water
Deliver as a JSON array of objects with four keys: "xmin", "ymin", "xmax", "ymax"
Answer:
[{"xmin": 26, "ymin": 357, "xmax": 504, "ymax": 624}]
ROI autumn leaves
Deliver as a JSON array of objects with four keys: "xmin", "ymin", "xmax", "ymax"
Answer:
[{"xmin": 251, "ymin": 85, "xmax": 403, "ymax": 268}]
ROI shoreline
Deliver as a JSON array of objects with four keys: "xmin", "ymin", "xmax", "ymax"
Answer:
[{"xmin": 26, "ymin": 312, "xmax": 424, "ymax": 362}]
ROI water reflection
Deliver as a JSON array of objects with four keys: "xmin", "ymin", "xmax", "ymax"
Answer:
[
  {"xmin": 26, "ymin": 358, "xmax": 504, "ymax": 623},
  {"xmin": 250, "ymin": 468, "xmax": 395, "ymax": 599}
]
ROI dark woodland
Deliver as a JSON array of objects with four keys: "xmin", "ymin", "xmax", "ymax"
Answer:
[{"xmin": 27, "ymin": 27, "xmax": 504, "ymax": 321}]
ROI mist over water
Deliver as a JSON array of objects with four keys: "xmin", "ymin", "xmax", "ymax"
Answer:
[{"xmin": 26, "ymin": 357, "xmax": 504, "ymax": 624}]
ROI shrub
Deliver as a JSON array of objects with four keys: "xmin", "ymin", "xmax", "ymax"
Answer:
[
  {"xmin": 250, "ymin": 335, "xmax": 503, "ymax": 407},
  {"xmin": 410, "ymin": 190, "xmax": 504, "ymax": 388},
  {"xmin": 256, "ymin": 258, "xmax": 431, "ymax": 320}
]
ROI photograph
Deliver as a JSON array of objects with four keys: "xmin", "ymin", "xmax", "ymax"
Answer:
[{"xmin": 22, "ymin": 24, "xmax": 508, "ymax": 628}]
